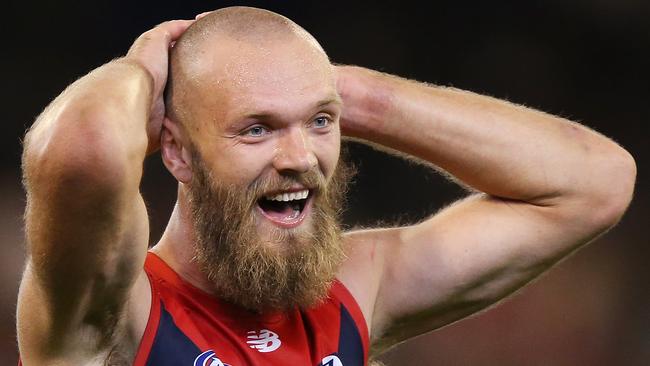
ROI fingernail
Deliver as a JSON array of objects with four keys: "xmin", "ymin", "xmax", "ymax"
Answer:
[{"xmin": 195, "ymin": 11, "xmax": 211, "ymax": 20}]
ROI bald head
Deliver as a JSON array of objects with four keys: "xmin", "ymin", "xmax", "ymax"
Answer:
[
  {"xmin": 178, "ymin": 7, "xmax": 325, "ymax": 52},
  {"xmin": 165, "ymin": 7, "xmax": 332, "ymax": 137}
]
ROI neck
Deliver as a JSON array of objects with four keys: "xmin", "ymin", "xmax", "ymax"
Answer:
[{"xmin": 151, "ymin": 185, "xmax": 215, "ymax": 294}]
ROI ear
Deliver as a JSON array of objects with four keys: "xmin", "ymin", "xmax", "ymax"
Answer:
[{"xmin": 161, "ymin": 117, "xmax": 193, "ymax": 184}]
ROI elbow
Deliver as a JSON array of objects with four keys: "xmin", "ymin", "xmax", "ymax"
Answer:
[
  {"xmin": 611, "ymin": 148, "xmax": 636, "ymax": 219},
  {"xmin": 586, "ymin": 146, "xmax": 637, "ymax": 231},
  {"xmin": 22, "ymin": 116, "xmax": 132, "ymax": 196}
]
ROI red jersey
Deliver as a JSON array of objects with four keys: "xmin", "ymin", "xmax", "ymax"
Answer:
[{"xmin": 133, "ymin": 252, "xmax": 370, "ymax": 366}]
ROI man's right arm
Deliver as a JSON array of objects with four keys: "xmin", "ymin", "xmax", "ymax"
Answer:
[{"xmin": 18, "ymin": 20, "xmax": 192, "ymax": 364}]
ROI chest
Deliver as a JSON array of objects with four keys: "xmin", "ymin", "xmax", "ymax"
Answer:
[{"xmin": 136, "ymin": 298, "xmax": 365, "ymax": 366}]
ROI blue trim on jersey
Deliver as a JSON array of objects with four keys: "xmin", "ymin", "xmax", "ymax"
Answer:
[
  {"xmin": 337, "ymin": 304, "xmax": 365, "ymax": 365},
  {"xmin": 144, "ymin": 300, "xmax": 365, "ymax": 366},
  {"xmin": 145, "ymin": 302, "xmax": 202, "ymax": 366}
]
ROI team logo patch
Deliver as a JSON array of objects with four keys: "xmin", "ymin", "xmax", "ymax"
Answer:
[
  {"xmin": 321, "ymin": 355, "xmax": 343, "ymax": 366},
  {"xmin": 193, "ymin": 350, "xmax": 231, "ymax": 366},
  {"xmin": 246, "ymin": 329, "xmax": 282, "ymax": 352}
]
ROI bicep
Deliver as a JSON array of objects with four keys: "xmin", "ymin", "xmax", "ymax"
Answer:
[{"xmin": 371, "ymin": 193, "xmax": 608, "ymax": 350}]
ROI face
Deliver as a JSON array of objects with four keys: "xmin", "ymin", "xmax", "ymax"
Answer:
[{"xmin": 181, "ymin": 36, "xmax": 351, "ymax": 311}]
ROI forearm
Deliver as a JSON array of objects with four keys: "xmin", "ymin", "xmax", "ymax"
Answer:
[
  {"xmin": 339, "ymin": 66, "xmax": 635, "ymax": 208},
  {"xmin": 23, "ymin": 59, "xmax": 153, "ymax": 192}
]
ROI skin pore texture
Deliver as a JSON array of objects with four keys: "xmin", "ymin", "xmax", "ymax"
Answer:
[{"xmin": 158, "ymin": 7, "xmax": 352, "ymax": 312}]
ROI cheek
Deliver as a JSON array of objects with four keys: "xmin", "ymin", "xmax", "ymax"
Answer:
[
  {"xmin": 210, "ymin": 146, "xmax": 272, "ymax": 184},
  {"xmin": 315, "ymin": 131, "xmax": 341, "ymax": 178}
]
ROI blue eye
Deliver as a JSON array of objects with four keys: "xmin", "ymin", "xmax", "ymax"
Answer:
[
  {"xmin": 244, "ymin": 125, "xmax": 268, "ymax": 137},
  {"xmin": 313, "ymin": 116, "xmax": 330, "ymax": 128}
]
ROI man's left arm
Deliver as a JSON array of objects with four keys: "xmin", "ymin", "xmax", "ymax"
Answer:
[{"xmin": 333, "ymin": 66, "xmax": 636, "ymax": 354}]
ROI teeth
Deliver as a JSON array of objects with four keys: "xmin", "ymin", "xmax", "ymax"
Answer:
[{"xmin": 266, "ymin": 189, "xmax": 309, "ymax": 202}]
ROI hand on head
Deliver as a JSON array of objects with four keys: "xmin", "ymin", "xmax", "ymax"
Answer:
[{"xmin": 125, "ymin": 19, "xmax": 194, "ymax": 153}]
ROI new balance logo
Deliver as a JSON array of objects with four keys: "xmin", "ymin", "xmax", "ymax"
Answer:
[{"xmin": 246, "ymin": 329, "xmax": 282, "ymax": 353}]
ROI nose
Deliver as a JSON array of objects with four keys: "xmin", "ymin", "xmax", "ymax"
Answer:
[{"xmin": 272, "ymin": 127, "xmax": 317, "ymax": 173}]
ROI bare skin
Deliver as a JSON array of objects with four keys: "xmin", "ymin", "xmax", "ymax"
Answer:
[{"xmin": 18, "ymin": 8, "xmax": 636, "ymax": 365}]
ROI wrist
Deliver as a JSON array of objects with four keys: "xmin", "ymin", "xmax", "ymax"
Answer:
[
  {"xmin": 336, "ymin": 65, "xmax": 397, "ymax": 139},
  {"xmin": 87, "ymin": 59, "xmax": 156, "ymax": 154},
  {"xmin": 113, "ymin": 58, "xmax": 156, "ymax": 104}
]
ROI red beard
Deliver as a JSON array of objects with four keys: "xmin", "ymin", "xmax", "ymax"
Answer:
[{"xmin": 187, "ymin": 150, "xmax": 354, "ymax": 312}]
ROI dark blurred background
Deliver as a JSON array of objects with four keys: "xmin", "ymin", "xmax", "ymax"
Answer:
[{"xmin": 2, "ymin": 1, "xmax": 648, "ymax": 365}]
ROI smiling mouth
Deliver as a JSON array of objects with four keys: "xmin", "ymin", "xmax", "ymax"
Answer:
[{"xmin": 256, "ymin": 189, "xmax": 311, "ymax": 228}]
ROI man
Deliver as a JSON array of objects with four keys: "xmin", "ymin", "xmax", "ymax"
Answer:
[{"xmin": 17, "ymin": 6, "xmax": 635, "ymax": 366}]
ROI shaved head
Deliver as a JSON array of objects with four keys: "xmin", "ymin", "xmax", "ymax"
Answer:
[
  {"xmin": 165, "ymin": 6, "xmax": 331, "ymax": 140},
  {"xmin": 177, "ymin": 6, "xmax": 325, "ymax": 51}
]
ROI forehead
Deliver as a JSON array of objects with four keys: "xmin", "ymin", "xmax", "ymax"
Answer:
[{"xmin": 190, "ymin": 36, "xmax": 336, "ymax": 121}]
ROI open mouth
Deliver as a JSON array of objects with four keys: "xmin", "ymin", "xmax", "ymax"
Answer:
[{"xmin": 256, "ymin": 189, "xmax": 311, "ymax": 228}]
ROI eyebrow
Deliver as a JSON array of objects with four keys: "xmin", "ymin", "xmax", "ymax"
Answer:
[{"xmin": 240, "ymin": 95, "xmax": 343, "ymax": 121}]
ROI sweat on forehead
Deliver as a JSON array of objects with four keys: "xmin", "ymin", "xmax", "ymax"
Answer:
[{"xmin": 165, "ymin": 6, "xmax": 330, "ymax": 131}]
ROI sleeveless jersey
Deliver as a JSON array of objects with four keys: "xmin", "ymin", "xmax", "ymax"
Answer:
[{"xmin": 133, "ymin": 252, "xmax": 370, "ymax": 366}]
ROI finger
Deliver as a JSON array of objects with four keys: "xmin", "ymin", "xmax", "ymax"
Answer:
[
  {"xmin": 155, "ymin": 19, "xmax": 195, "ymax": 43},
  {"xmin": 195, "ymin": 11, "xmax": 212, "ymax": 20}
]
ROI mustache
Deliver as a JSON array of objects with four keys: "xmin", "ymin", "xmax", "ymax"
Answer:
[{"xmin": 247, "ymin": 168, "xmax": 328, "ymax": 200}]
